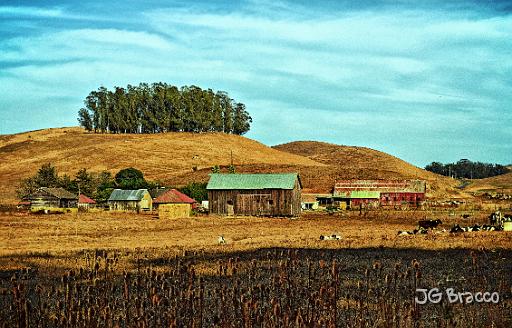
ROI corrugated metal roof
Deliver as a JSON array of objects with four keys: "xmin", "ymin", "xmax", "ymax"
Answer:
[
  {"xmin": 108, "ymin": 189, "xmax": 148, "ymax": 201},
  {"xmin": 334, "ymin": 180, "xmax": 426, "ymax": 193},
  {"xmin": 79, "ymin": 194, "xmax": 96, "ymax": 204},
  {"xmin": 207, "ymin": 173, "xmax": 299, "ymax": 190},
  {"xmin": 41, "ymin": 187, "xmax": 77, "ymax": 199},
  {"xmin": 153, "ymin": 189, "xmax": 197, "ymax": 204}
]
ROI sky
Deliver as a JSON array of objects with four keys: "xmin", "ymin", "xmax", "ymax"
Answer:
[{"xmin": 0, "ymin": 0, "xmax": 511, "ymax": 167}]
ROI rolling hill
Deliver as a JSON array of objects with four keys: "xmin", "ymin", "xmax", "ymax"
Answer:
[
  {"xmin": 272, "ymin": 141, "xmax": 463, "ymax": 198},
  {"xmin": 0, "ymin": 127, "xmax": 468, "ymax": 204},
  {"xmin": 466, "ymin": 170, "xmax": 512, "ymax": 194}
]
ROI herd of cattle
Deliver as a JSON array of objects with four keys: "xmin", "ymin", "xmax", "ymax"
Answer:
[{"xmin": 398, "ymin": 211, "xmax": 511, "ymax": 236}]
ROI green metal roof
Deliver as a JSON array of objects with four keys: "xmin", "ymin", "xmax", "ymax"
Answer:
[
  {"xmin": 108, "ymin": 189, "xmax": 149, "ymax": 201},
  {"xmin": 207, "ymin": 173, "xmax": 300, "ymax": 190}
]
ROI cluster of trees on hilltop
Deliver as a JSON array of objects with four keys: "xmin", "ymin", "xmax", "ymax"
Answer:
[
  {"xmin": 425, "ymin": 159, "xmax": 510, "ymax": 179},
  {"xmin": 78, "ymin": 83, "xmax": 252, "ymax": 135}
]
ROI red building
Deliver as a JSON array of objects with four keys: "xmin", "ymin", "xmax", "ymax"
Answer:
[{"xmin": 333, "ymin": 180, "xmax": 426, "ymax": 208}]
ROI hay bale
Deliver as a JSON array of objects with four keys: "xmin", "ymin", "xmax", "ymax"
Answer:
[{"xmin": 158, "ymin": 204, "xmax": 191, "ymax": 219}]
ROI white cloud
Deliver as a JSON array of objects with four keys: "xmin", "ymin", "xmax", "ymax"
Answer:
[{"xmin": 0, "ymin": 6, "xmax": 64, "ymax": 18}]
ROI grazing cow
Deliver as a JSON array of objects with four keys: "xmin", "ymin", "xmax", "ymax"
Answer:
[
  {"xmin": 471, "ymin": 224, "xmax": 481, "ymax": 232},
  {"xmin": 218, "ymin": 235, "xmax": 226, "ymax": 244},
  {"xmin": 397, "ymin": 230, "xmax": 414, "ymax": 236},
  {"xmin": 320, "ymin": 234, "xmax": 341, "ymax": 240},
  {"xmin": 450, "ymin": 224, "xmax": 464, "ymax": 233},
  {"xmin": 418, "ymin": 219, "xmax": 443, "ymax": 230},
  {"xmin": 482, "ymin": 225, "xmax": 495, "ymax": 231}
]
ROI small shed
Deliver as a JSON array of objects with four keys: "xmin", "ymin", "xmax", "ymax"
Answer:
[
  {"xmin": 301, "ymin": 194, "xmax": 320, "ymax": 210},
  {"xmin": 24, "ymin": 187, "xmax": 78, "ymax": 209},
  {"xmin": 207, "ymin": 173, "xmax": 302, "ymax": 217},
  {"xmin": 152, "ymin": 189, "xmax": 197, "ymax": 210},
  {"xmin": 108, "ymin": 189, "xmax": 152, "ymax": 212},
  {"xmin": 78, "ymin": 194, "xmax": 96, "ymax": 210}
]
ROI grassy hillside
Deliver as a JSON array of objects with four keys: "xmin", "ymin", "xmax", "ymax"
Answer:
[
  {"xmin": 273, "ymin": 141, "xmax": 464, "ymax": 198},
  {"xmin": 0, "ymin": 128, "xmax": 467, "ymax": 203},
  {"xmin": 466, "ymin": 171, "xmax": 512, "ymax": 194},
  {"xmin": 0, "ymin": 127, "xmax": 321, "ymax": 203}
]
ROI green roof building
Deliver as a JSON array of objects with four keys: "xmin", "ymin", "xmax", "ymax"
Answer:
[
  {"xmin": 108, "ymin": 189, "xmax": 152, "ymax": 212},
  {"xmin": 206, "ymin": 173, "xmax": 301, "ymax": 217}
]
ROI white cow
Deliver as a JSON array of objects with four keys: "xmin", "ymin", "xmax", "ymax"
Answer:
[{"xmin": 218, "ymin": 235, "xmax": 226, "ymax": 244}]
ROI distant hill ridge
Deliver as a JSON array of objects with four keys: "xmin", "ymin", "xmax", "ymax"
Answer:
[{"xmin": 0, "ymin": 127, "xmax": 470, "ymax": 204}]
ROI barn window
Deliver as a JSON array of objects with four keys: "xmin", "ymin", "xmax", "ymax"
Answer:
[
  {"xmin": 227, "ymin": 200, "xmax": 233, "ymax": 205},
  {"xmin": 268, "ymin": 199, "xmax": 274, "ymax": 205}
]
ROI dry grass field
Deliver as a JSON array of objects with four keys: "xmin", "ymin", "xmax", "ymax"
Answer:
[
  {"xmin": 2, "ymin": 209, "xmax": 511, "ymax": 271},
  {"xmin": 1, "ymin": 209, "xmax": 511, "ymax": 327}
]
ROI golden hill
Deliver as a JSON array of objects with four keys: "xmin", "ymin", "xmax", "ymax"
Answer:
[
  {"xmin": 0, "ymin": 128, "xmax": 468, "ymax": 203},
  {"xmin": 0, "ymin": 127, "xmax": 321, "ymax": 203},
  {"xmin": 273, "ymin": 141, "xmax": 464, "ymax": 198},
  {"xmin": 466, "ymin": 171, "xmax": 512, "ymax": 194}
]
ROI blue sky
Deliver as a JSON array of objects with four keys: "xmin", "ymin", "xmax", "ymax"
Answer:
[{"xmin": 0, "ymin": 0, "xmax": 511, "ymax": 167}]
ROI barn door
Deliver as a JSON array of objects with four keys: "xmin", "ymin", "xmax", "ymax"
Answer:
[{"xmin": 227, "ymin": 200, "xmax": 234, "ymax": 216}]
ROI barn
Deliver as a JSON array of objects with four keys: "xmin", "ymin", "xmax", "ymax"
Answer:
[
  {"xmin": 152, "ymin": 188, "xmax": 197, "ymax": 210},
  {"xmin": 78, "ymin": 194, "xmax": 96, "ymax": 210},
  {"xmin": 333, "ymin": 180, "xmax": 426, "ymax": 208},
  {"xmin": 108, "ymin": 189, "xmax": 152, "ymax": 212},
  {"xmin": 207, "ymin": 173, "xmax": 302, "ymax": 217},
  {"xmin": 24, "ymin": 187, "xmax": 78, "ymax": 209}
]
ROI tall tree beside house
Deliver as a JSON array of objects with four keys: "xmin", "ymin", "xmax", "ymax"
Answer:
[
  {"xmin": 114, "ymin": 167, "xmax": 149, "ymax": 190},
  {"xmin": 78, "ymin": 83, "xmax": 250, "ymax": 135},
  {"xmin": 179, "ymin": 182, "xmax": 208, "ymax": 202},
  {"xmin": 16, "ymin": 163, "xmax": 70, "ymax": 197},
  {"xmin": 35, "ymin": 163, "xmax": 60, "ymax": 188},
  {"xmin": 75, "ymin": 168, "xmax": 95, "ymax": 196}
]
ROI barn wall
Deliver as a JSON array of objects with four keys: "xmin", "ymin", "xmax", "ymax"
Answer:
[
  {"xmin": 208, "ymin": 185, "xmax": 301, "ymax": 217},
  {"xmin": 109, "ymin": 200, "xmax": 139, "ymax": 211},
  {"xmin": 28, "ymin": 190, "xmax": 77, "ymax": 208},
  {"xmin": 380, "ymin": 192, "xmax": 425, "ymax": 206},
  {"xmin": 158, "ymin": 204, "xmax": 191, "ymax": 218}
]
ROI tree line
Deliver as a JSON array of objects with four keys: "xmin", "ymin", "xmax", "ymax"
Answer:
[
  {"xmin": 78, "ymin": 83, "xmax": 252, "ymax": 135},
  {"xmin": 16, "ymin": 164, "xmax": 210, "ymax": 202},
  {"xmin": 425, "ymin": 159, "xmax": 510, "ymax": 179}
]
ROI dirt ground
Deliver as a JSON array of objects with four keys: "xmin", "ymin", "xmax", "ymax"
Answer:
[{"xmin": 1, "ymin": 209, "xmax": 511, "ymax": 271}]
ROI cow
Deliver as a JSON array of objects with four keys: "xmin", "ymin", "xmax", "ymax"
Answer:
[
  {"xmin": 418, "ymin": 219, "xmax": 443, "ymax": 230},
  {"xmin": 470, "ymin": 224, "xmax": 481, "ymax": 232},
  {"xmin": 218, "ymin": 235, "xmax": 226, "ymax": 244},
  {"xmin": 450, "ymin": 224, "xmax": 464, "ymax": 233},
  {"xmin": 320, "ymin": 234, "xmax": 341, "ymax": 240},
  {"xmin": 482, "ymin": 225, "xmax": 495, "ymax": 231}
]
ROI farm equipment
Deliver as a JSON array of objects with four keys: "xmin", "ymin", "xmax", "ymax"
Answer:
[{"xmin": 488, "ymin": 211, "xmax": 512, "ymax": 231}]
